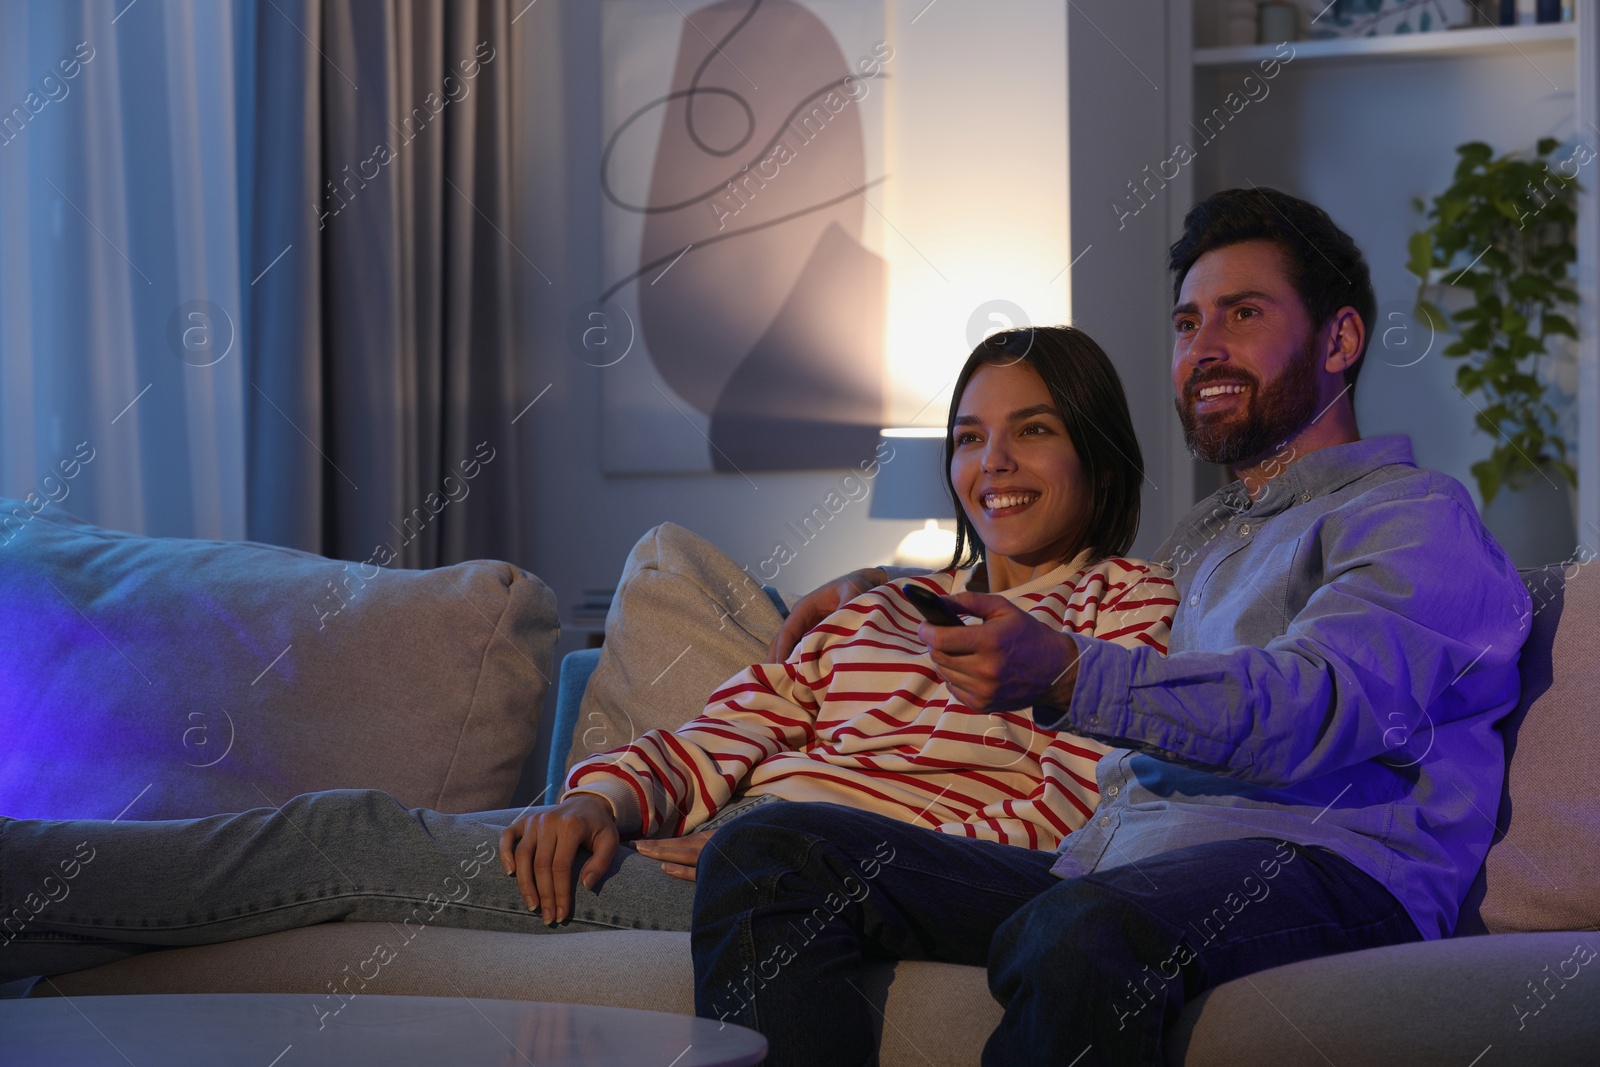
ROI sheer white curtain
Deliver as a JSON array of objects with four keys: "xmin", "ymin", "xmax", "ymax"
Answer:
[{"xmin": 0, "ymin": 0, "xmax": 248, "ymax": 539}]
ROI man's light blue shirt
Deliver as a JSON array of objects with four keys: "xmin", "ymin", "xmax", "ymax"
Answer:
[{"xmin": 1045, "ymin": 435, "xmax": 1530, "ymax": 939}]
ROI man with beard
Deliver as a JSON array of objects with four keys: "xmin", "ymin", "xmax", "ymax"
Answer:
[{"xmin": 688, "ymin": 188, "xmax": 1531, "ymax": 1066}]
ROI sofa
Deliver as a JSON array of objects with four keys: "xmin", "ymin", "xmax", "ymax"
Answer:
[{"xmin": 8, "ymin": 512, "xmax": 1598, "ymax": 1065}]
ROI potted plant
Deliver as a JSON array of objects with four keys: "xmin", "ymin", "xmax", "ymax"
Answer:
[{"xmin": 1407, "ymin": 138, "xmax": 1580, "ymax": 563}]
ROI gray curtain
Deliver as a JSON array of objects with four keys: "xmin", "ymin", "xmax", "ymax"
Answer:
[{"xmin": 246, "ymin": 0, "xmax": 522, "ymax": 569}]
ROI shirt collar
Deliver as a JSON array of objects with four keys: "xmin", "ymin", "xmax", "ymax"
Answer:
[
  {"xmin": 963, "ymin": 547, "xmax": 1098, "ymax": 598},
  {"xmin": 1215, "ymin": 434, "xmax": 1417, "ymax": 518}
]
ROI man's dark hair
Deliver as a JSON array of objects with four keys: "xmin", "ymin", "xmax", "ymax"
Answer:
[
  {"xmin": 1169, "ymin": 188, "xmax": 1375, "ymax": 391},
  {"xmin": 945, "ymin": 326, "xmax": 1143, "ymax": 569}
]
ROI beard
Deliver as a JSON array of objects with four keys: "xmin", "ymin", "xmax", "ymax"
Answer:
[{"xmin": 1176, "ymin": 335, "xmax": 1323, "ymax": 467}]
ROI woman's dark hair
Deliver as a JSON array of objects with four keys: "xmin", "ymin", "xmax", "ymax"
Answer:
[
  {"xmin": 1169, "ymin": 187, "xmax": 1375, "ymax": 392},
  {"xmin": 945, "ymin": 325, "xmax": 1143, "ymax": 570}
]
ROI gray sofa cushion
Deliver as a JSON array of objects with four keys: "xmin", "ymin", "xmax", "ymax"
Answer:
[
  {"xmin": 0, "ymin": 502, "xmax": 557, "ymax": 819},
  {"xmin": 1457, "ymin": 563, "xmax": 1600, "ymax": 935},
  {"xmin": 1170, "ymin": 931, "xmax": 1599, "ymax": 1066}
]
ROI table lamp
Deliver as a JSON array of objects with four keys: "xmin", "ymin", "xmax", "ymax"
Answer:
[{"xmin": 869, "ymin": 428, "xmax": 959, "ymax": 568}]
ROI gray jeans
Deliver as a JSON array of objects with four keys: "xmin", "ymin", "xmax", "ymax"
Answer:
[{"xmin": 0, "ymin": 788, "xmax": 783, "ymax": 985}]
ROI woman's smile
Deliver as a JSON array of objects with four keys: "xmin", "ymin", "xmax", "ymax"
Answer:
[{"xmin": 980, "ymin": 488, "xmax": 1042, "ymax": 516}]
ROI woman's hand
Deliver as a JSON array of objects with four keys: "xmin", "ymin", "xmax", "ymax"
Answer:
[
  {"xmin": 498, "ymin": 794, "xmax": 619, "ymax": 925},
  {"xmin": 633, "ymin": 829, "xmax": 716, "ymax": 881},
  {"xmin": 766, "ymin": 568, "xmax": 889, "ymax": 662}
]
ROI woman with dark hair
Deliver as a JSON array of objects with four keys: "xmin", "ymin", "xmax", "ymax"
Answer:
[
  {"xmin": 0, "ymin": 325, "xmax": 1173, "ymax": 990},
  {"xmin": 544, "ymin": 325, "xmax": 1173, "ymax": 877}
]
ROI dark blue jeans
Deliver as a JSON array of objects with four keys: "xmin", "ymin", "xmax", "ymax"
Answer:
[{"xmin": 691, "ymin": 802, "xmax": 1422, "ymax": 1066}]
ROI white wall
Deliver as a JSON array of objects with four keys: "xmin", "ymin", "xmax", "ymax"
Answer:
[
  {"xmin": 1064, "ymin": 0, "xmax": 1190, "ymax": 554},
  {"xmin": 882, "ymin": 0, "xmax": 1069, "ymax": 426}
]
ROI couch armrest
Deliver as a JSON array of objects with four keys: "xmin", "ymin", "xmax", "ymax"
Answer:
[
  {"xmin": 2, "ymin": 500, "xmax": 558, "ymax": 820},
  {"xmin": 546, "ymin": 648, "xmax": 604, "ymax": 790}
]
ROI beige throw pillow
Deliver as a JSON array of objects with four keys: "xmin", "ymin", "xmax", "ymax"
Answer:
[{"xmin": 565, "ymin": 523, "xmax": 786, "ymax": 777}]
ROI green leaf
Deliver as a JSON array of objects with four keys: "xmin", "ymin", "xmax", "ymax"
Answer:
[
  {"xmin": 1406, "ymin": 231, "xmax": 1433, "ymax": 281},
  {"xmin": 1542, "ymin": 314, "xmax": 1577, "ymax": 339},
  {"xmin": 1458, "ymin": 142, "xmax": 1494, "ymax": 169},
  {"xmin": 1508, "ymin": 371, "xmax": 1542, "ymax": 395},
  {"xmin": 1537, "ymin": 136, "xmax": 1561, "ymax": 156},
  {"xmin": 1508, "ymin": 336, "xmax": 1543, "ymax": 362},
  {"xmin": 1480, "ymin": 351, "xmax": 1515, "ymax": 378},
  {"xmin": 1483, "ymin": 248, "xmax": 1514, "ymax": 275},
  {"xmin": 1473, "ymin": 458, "xmax": 1501, "ymax": 506},
  {"xmin": 1509, "ymin": 274, "xmax": 1554, "ymax": 301},
  {"xmin": 1494, "ymin": 198, "xmax": 1525, "ymax": 223}
]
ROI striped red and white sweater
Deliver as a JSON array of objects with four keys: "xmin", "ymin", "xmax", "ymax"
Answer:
[{"xmin": 566, "ymin": 553, "xmax": 1175, "ymax": 850}]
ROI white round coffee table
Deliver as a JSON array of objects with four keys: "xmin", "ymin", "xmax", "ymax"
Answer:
[{"xmin": 0, "ymin": 993, "xmax": 767, "ymax": 1065}]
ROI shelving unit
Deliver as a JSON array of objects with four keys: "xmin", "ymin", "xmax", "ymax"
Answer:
[{"xmin": 1194, "ymin": 20, "xmax": 1576, "ymax": 66}]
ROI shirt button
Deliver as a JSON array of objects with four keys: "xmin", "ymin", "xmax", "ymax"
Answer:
[
  {"xmin": 1107, "ymin": 785, "xmax": 1120, "ymax": 797},
  {"xmin": 1300, "ymin": 491, "xmax": 1312, "ymax": 503},
  {"xmin": 1188, "ymin": 594, "xmax": 1198, "ymax": 607},
  {"xmin": 1239, "ymin": 523, "xmax": 1251, "ymax": 536},
  {"xmin": 1098, "ymin": 816, "xmax": 1111, "ymax": 828}
]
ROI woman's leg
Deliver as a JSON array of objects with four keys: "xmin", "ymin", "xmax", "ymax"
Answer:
[
  {"xmin": 0, "ymin": 788, "xmax": 698, "ymax": 983},
  {"xmin": 690, "ymin": 801, "xmax": 1059, "ymax": 1067}
]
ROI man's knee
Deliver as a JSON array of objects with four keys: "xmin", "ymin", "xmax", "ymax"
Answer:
[
  {"xmin": 712, "ymin": 801, "xmax": 890, "ymax": 856},
  {"xmin": 718, "ymin": 799, "xmax": 860, "ymax": 840},
  {"xmin": 991, "ymin": 877, "xmax": 1132, "ymax": 980},
  {"xmin": 697, "ymin": 802, "xmax": 881, "ymax": 901},
  {"xmin": 698, "ymin": 802, "xmax": 813, "ymax": 882}
]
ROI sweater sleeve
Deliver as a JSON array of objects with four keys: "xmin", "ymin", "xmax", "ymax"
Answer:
[{"xmin": 564, "ymin": 654, "xmax": 825, "ymax": 838}]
